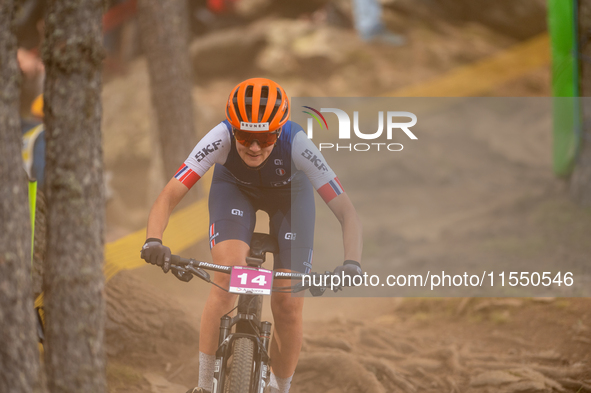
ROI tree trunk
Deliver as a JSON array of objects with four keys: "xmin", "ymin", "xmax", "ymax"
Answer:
[
  {"xmin": 32, "ymin": 191, "xmax": 47, "ymax": 298},
  {"xmin": 41, "ymin": 1, "xmax": 106, "ymax": 392},
  {"xmin": 137, "ymin": 0, "xmax": 197, "ymax": 181},
  {"xmin": 0, "ymin": 2, "xmax": 46, "ymax": 392},
  {"xmin": 571, "ymin": 0, "xmax": 591, "ymax": 205}
]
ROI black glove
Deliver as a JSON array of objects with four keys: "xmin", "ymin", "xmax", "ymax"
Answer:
[
  {"xmin": 332, "ymin": 260, "xmax": 363, "ymax": 292},
  {"xmin": 141, "ymin": 238, "xmax": 171, "ymax": 273}
]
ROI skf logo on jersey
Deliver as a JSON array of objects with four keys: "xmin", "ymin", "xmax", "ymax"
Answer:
[
  {"xmin": 301, "ymin": 149, "xmax": 328, "ymax": 172},
  {"xmin": 196, "ymin": 139, "xmax": 223, "ymax": 162},
  {"xmin": 276, "ymin": 168, "xmax": 286, "ymax": 176},
  {"xmin": 240, "ymin": 121, "xmax": 269, "ymax": 131},
  {"xmin": 231, "ymin": 209, "xmax": 243, "ymax": 217},
  {"xmin": 285, "ymin": 233, "xmax": 296, "ymax": 240},
  {"xmin": 303, "ymin": 106, "xmax": 417, "ymax": 152}
]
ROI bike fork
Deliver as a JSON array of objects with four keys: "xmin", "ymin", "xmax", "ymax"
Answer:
[
  {"xmin": 212, "ymin": 316, "xmax": 232, "ymax": 393},
  {"xmin": 212, "ymin": 318, "xmax": 273, "ymax": 393},
  {"xmin": 255, "ymin": 321, "xmax": 272, "ymax": 393}
]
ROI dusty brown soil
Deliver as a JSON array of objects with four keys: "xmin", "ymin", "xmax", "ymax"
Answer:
[{"xmin": 102, "ymin": 3, "xmax": 591, "ymax": 393}]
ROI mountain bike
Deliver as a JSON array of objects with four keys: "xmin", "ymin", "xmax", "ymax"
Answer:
[{"xmin": 169, "ymin": 233, "xmax": 332, "ymax": 393}]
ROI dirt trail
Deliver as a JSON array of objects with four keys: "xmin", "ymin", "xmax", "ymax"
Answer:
[{"xmin": 102, "ymin": 3, "xmax": 591, "ymax": 392}]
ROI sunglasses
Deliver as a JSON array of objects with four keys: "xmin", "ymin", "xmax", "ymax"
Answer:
[{"xmin": 233, "ymin": 128, "xmax": 281, "ymax": 148}]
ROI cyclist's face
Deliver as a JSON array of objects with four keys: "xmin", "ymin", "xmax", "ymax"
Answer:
[{"xmin": 235, "ymin": 135, "xmax": 276, "ymax": 167}]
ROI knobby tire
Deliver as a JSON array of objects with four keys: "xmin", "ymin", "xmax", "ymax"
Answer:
[{"xmin": 226, "ymin": 338, "xmax": 254, "ymax": 393}]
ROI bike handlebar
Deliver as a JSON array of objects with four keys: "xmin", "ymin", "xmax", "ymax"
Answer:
[
  {"xmin": 169, "ymin": 254, "xmax": 335, "ymax": 295},
  {"xmin": 170, "ymin": 255, "xmax": 312, "ymax": 280}
]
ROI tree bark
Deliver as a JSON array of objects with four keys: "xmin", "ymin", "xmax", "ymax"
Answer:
[
  {"xmin": 32, "ymin": 191, "xmax": 47, "ymax": 297},
  {"xmin": 41, "ymin": 1, "xmax": 107, "ymax": 392},
  {"xmin": 137, "ymin": 0, "xmax": 197, "ymax": 181},
  {"xmin": 0, "ymin": 2, "xmax": 46, "ymax": 392},
  {"xmin": 571, "ymin": 0, "xmax": 591, "ymax": 205}
]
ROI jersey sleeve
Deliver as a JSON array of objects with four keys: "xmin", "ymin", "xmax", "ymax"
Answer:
[
  {"xmin": 173, "ymin": 122, "xmax": 231, "ymax": 189},
  {"xmin": 292, "ymin": 131, "xmax": 345, "ymax": 203}
]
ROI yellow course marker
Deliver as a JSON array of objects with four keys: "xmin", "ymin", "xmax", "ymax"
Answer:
[
  {"xmin": 103, "ymin": 167, "xmax": 214, "ymax": 281},
  {"xmin": 102, "ymin": 196, "xmax": 210, "ymax": 280},
  {"xmin": 384, "ymin": 33, "xmax": 550, "ymax": 97},
  {"xmin": 35, "ymin": 170, "xmax": 213, "ymax": 308}
]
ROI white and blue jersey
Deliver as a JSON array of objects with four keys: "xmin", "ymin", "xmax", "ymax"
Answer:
[{"xmin": 173, "ymin": 120, "xmax": 345, "ymax": 273}]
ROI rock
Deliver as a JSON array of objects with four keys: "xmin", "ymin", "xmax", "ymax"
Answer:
[
  {"xmin": 296, "ymin": 352, "xmax": 389, "ymax": 393},
  {"xmin": 508, "ymin": 367, "xmax": 564, "ymax": 391},
  {"xmin": 255, "ymin": 19, "xmax": 359, "ymax": 75},
  {"xmin": 373, "ymin": 314, "xmax": 399, "ymax": 325},
  {"xmin": 235, "ymin": 0, "xmax": 273, "ymax": 18},
  {"xmin": 402, "ymin": 357, "xmax": 442, "ymax": 371},
  {"xmin": 470, "ymin": 370, "xmax": 522, "ymax": 386},
  {"xmin": 255, "ymin": 19, "xmax": 315, "ymax": 75},
  {"xmin": 105, "ymin": 272, "xmax": 199, "ymax": 362},
  {"xmin": 502, "ymin": 380, "xmax": 548, "ymax": 393},
  {"xmin": 305, "ymin": 335, "xmax": 353, "ymax": 352},
  {"xmin": 291, "ymin": 26, "xmax": 348, "ymax": 63},
  {"xmin": 470, "ymin": 368, "xmax": 565, "ymax": 392},
  {"xmin": 391, "ymin": 0, "xmax": 547, "ymax": 40},
  {"xmin": 473, "ymin": 298, "xmax": 524, "ymax": 312},
  {"xmin": 143, "ymin": 373, "xmax": 189, "ymax": 393},
  {"xmin": 189, "ymin": 23, "xmax": 267, "ymax": 77}
]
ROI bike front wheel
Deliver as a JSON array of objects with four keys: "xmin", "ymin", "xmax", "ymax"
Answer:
[{"xmin": 226, "ymin": 338, "xmax": 254, "ymax": 393}]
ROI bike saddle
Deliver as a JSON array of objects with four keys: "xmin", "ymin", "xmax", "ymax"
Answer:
[{"xmin": 249, "ymin": 233, "xmax": 279, "ymax": 262}]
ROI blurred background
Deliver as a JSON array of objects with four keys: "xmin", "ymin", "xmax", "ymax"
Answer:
[
  {"xmin": 16, "ymin": 0, "xmax": 551, "ymax": 235},
  {"xmin": 16, "ymin": 0, "xmax": 591, "ymax": 392}
]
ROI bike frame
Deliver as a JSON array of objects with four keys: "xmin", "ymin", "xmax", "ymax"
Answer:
[{"xmin": 170, "ymin": 233, "xmax": 329, "ymax": 393}]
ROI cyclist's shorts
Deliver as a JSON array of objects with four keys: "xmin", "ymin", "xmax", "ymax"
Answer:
[{"xmin": 208, "ymin": 164, "xmax": 315, "ymax": 274}]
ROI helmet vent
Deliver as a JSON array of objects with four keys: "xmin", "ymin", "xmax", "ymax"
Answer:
[
  {"xmin": 268, "ymin": 87, "xmax": 282, "ymax": 121},
  {"xmin": 233, "ymin": 90, "xmax": 243, "ymax": 123},
  {"xmin": 280, "ymin": 106, "xmax": 289, "ymax": 123},
  {"xmin": 245, "ymin": 85, "xmax": 254, "ymax": 122},
  {"xmin": 276, "ymin": 88, "xmax": 282, "ymax": 103},
  {"xmin": 259, "ymin": 86, "xmax": 269, "ymax": 122}
]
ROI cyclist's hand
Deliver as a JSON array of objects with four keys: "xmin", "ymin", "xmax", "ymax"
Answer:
[
  {"xmin": 332, "ymin": 260, "xmax": 362, "ymax": 292},
  {"xmin": 141, "ymin": 238, "xmax": 171, "ymax": 273}
]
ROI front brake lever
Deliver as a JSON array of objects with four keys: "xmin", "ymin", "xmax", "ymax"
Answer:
[
  {"xmin": 309, "ymin": 286, "xmax": 327, "ymax": 297},
  {"xmin": 186, "ymin": 265, "xmax": 211, "ymax": 282},
  {"xmin": 171, "ymin": 265, "xmax": 187, "ymax": 274},
  {"xmin": 170, "ymin": 266, "xmax": 193, "ymax": 282},
  {"xmin": 309, "ymin": 271, "xmax": 332, "ymax": 296}
]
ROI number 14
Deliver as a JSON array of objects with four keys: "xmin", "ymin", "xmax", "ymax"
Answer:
[{"xmin": 237, "ymin": 273, "xmax": 267, "ymax": 286}]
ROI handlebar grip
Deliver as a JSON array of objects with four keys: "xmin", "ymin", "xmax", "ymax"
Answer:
[{"xmin": 170, "ymin": 254, "xmax": 191, "ymax": 266}]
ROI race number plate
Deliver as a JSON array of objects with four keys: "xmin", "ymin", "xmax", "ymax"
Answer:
[{"xmin": 229, "ymin": 266, "xmax": 274, "ymax": 295}]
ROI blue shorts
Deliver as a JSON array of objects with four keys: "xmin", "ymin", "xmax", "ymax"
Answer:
[{"xmin": 208, "ymin": 164, "xmax": 315, "ymax": 273}]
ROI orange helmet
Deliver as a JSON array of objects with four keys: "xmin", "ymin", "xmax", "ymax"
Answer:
[{"xmin": 226, "ymin": 78, "xmax": 290, "ymax": 132}]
